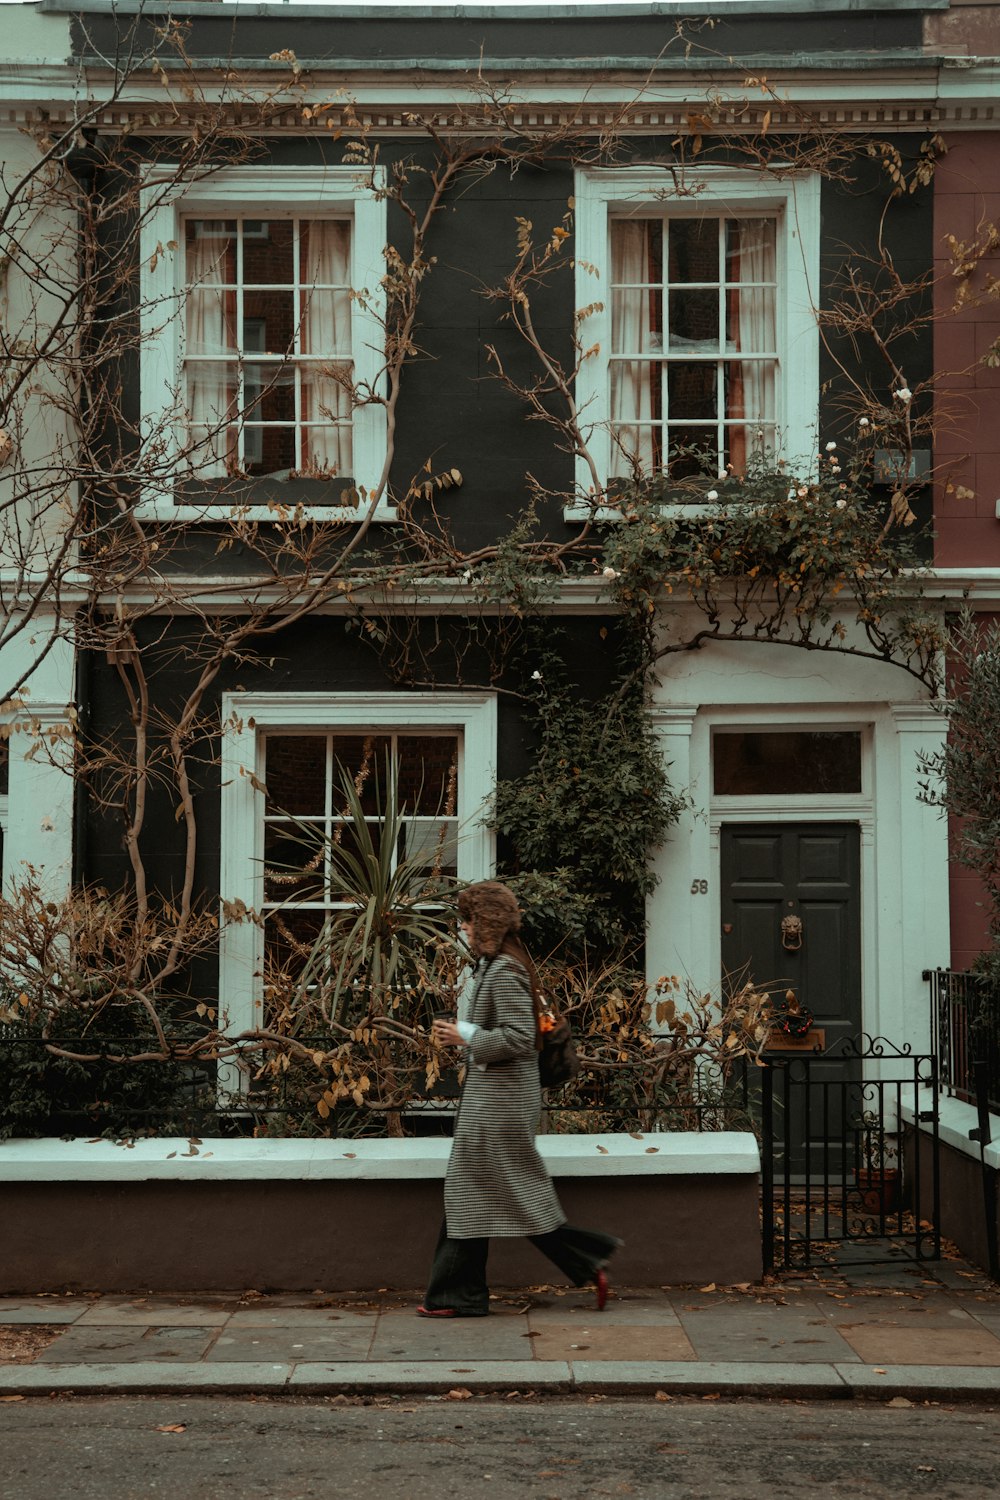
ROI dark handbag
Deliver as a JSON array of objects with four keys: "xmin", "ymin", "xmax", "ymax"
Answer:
[{"xmin": 537, "ymin": 1004, "xmax": 580, "ymax": 1089}]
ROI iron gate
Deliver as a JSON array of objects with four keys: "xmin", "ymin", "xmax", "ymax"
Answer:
[{"xmin": 760, "ymin": 1034, "xmax": 941, "ymax": 1271}]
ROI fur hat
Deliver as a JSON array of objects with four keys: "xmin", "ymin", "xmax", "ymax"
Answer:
[{"xmin": 457, "ymin": 880, "xmax": 522, "ymax": 957}]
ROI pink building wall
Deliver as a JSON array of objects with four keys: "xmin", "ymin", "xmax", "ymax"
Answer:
[
  {"xmin": 933, "ymin": 135, "xmax": 1000, "ymax": 967},
  {"xmin": 934, "ymin": 133, "xmax": 1000, "ymax": 570}
]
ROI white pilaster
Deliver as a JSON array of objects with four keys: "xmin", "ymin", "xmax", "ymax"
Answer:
[
  {"xmin": 887, "ymin": 702, "xmax": 951, "ymax": 1054},
  {"xmin": 646, "ymin": 704, "xmax": 701, "ymax": 991}
]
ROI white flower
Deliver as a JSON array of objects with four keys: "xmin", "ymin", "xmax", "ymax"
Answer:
[
  {"xmin": 531, "ymin": 670, "xmax": 543, "ymax": 681},
  {"xmin": 895, "ymin": 386, "xmax": 912, "ymax": 402},
  {"xmin": 797, "ymin": 486, "xmax": 809, "ymax": 497},
  {"xmin": 825, "ymin": 441, "xmax": 837, "ymax": 452},
  {"xmin": 706, "ymin": 489, "xmax": 719, "ymax": 502},
  {"xmin": 718, "ymin": 469, "xmax": 728, "ymax": 481},
  {"xmin": 859, "ymin": 417, "xmax": 870, "ymax": 428},
  {"xmin": 832, "ymin": 465, "xmax": 841, "ymax": 474},
  {"xmin": 836, "ymin": 499, "xmax": 848, "ymax": 510},
  {"xmin": 602, "ymin": 566, "xmax": 619, "ymax": 580}
]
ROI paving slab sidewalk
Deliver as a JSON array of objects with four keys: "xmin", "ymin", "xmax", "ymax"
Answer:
[{"xmin": 2, "ymin": 1249, "xmax": 999, "ymax": 1401}]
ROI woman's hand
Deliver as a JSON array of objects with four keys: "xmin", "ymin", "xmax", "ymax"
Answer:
[{"xmin": 431, "ymin": 1019, "xmax": 463, "ymax": 1049}]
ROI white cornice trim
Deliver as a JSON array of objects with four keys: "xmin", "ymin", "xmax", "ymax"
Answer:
[
  {"xmin": 5, "ymin": 566, "xmax": 1000, "ymax": 616},
  {"xmin": 3, "ymin": 66, "xmax": 1000, "ymax": 131}
]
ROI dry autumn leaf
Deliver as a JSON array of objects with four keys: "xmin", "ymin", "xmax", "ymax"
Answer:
[
  {"xmin": 446, "ymin": 1388, "xmax": 472, "ymax": 1400},
  {"xmin": 154, "ymin": 1423, "xmax": 187, "ymax": 1433}
]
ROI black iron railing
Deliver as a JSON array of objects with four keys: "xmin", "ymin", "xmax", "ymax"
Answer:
[
  {"xmin": 0, "ymin": 1031, "xmax": 753, "ymax": 1141},
  {"xmin": 926, "ymin": 968, "xmax": 1000, "ymax": 1116}
]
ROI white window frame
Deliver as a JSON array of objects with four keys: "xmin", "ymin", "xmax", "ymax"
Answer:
[
  {"xmin": 138, "ymin": 165, "xmax": 390, "ymax": 522},
  {"xmin": 571, "ymin": 166, "xmax": 821, "ymax": 519},
  {"xmin": 218, "ymin": 691, "xmax": 498, "ymax": 1035}
]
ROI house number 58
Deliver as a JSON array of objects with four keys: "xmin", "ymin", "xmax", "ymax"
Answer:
[{"xmin": 690, "ymin": 879, "xmax": 708, "ymax": 895}]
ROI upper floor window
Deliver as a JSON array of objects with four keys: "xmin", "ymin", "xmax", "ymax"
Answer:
[
  {"xmin": 140, "ymin": 167, "xmax": 388, "ymax": 522},
  {"xmin": 573, "ymin": 167, "xmax": 820, "ymax": 513},
  {"xmin": 183, "ymin": 216, "xmax": 355, "ymax": 483}
]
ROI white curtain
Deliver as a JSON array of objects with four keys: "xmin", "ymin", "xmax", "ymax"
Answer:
[
  {"xmin": 610, "ymin": 221, "xmax": 657, "ymax": 478},
  {"xmin": 184, "ymin": 227, "xmax": 236, "ymax": 478},
  {"xmin": 301, "ymin": 220, "xmax": 353, "ymax": 476},
  {"xmin": 731, "ymin": 219, "xmax": 776, "ymax": 470}
]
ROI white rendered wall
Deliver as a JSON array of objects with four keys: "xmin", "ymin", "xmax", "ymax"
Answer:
[
  {"xmin": 646, "ymin": 622, "xmax": 948, "ymax": 1052},
  {"xmin": 0, "ymin": 624, "xmax": 76, "ymax": 904}
]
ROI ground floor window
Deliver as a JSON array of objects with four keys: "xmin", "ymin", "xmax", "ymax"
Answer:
[
  {"xmin": 261, "ymin": 729, "xmax": 461, "ymax": 985},
  {"xmin": 219, "ymin": 692, "xmax": 497, "ymax": 1033}
]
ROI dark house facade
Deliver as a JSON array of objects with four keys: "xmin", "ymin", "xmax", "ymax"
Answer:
[{"xmin": 1, "ymin": 0, "xmax": 998, "ymax": 1072}]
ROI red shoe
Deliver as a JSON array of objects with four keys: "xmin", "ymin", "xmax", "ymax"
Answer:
[
  {"xmin": 416, "ymin": 1305, "xmax": 456, "ymax": 1318},
  {"xmin": 595, "ymin": 1269, "xmax": 609, "ymax": 1312}
]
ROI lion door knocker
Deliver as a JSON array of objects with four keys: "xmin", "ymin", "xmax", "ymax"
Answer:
[{"xmin": 781, "ymin": 914, "xmax": 804, "ymax": 951}]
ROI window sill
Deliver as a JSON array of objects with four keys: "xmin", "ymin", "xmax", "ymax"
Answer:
[
  {"xmin": 133, "ymin": 500, "xmax": 399, "ymax": 525},
  {"xmin": 563, "ymin": 499, "xmax": 744, "ymax": 524}
]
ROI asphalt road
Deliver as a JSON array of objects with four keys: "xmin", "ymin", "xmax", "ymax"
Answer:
[{"xmin": 1, "ymin": 1395, "xmax": 998, "ymax": 1500}]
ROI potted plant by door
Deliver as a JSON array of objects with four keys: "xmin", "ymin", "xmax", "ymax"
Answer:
[{"xmin": 855, "ymin": 1110, "xmax": 900, "ymax": 1214}]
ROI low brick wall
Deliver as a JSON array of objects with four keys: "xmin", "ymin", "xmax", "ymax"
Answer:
[
  {"xmin": 901, "ymin": 1092, "xmax": 1000, "ymax": 1277},
  {"xmin": 0, "ymin": 1133, "xmax": 762, "ymax": 1293}
]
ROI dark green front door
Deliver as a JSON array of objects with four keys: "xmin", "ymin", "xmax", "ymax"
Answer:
[
  {"xmin": 721, "ymin": 824, "xmax": 863, "ymax": 1176},
  {"xmin": 720, "ymin": 823, "xmax": 862, "ymax": 1043}
]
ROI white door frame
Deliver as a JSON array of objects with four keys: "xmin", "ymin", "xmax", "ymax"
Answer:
[{"xmin": 647, "ymin": 700, "xmax": 949, "ymax": 1053}]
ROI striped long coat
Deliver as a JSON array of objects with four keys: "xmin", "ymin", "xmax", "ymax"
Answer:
[{"xmin": 444, "ymin": 955, "xmax": 566, "ymax": 1239}]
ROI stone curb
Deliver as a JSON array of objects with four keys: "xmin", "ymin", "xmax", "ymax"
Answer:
[{"xmin": 1, "ymin": 1360, "xmax": 999, "ymax": 1400}]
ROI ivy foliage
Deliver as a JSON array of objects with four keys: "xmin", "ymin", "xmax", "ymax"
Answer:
[
  {"xmin": 491, "ymin": 638, "xmax": 686, "ymax": 955},
  {"xmin": 597, "ymin": 452, "xmax": 942, "ymax": 683}
]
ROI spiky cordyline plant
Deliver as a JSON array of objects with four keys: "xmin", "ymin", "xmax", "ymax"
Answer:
[{"xmin": 267, "ymin": 757, "xmax": 462, "ymax": 1032}]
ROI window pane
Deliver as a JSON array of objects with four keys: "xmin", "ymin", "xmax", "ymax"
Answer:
[
  {"xmin": 668, "ymin": 363, "xmax": 717, "ymax": 420},
  {"xmin": 242, "ymin": 220, "xmax": 294, "ymax": 286},
  {"xmin": 725, "ymin": 287, "xmax": 776, "ymax": 353},
  {"xmin": 186, "ymin": 363, "xmax": 238, "ymax": 421},
  {"xmin": 666, "ymin": 427, "xmax": 716, "ymax": 478},
  {"xmin": 244, "ymin": 364, "xmax": 296, "ymax": 423},
  {"xmin": 185, "ymin": 220, "xmax": 236, "ymax": 283},
  {"xmin": 242, "ymin": 290, "xmax": 296, "ymax": 356},
  {"xmin": 264, "ymin": 908, "xmax": 325, "ymax": 975},
  {"xmin": 726, "ymin": 218, "xmax": 776, "ymax": 284},
  {"xmin": 669, "ymin": 288, "xmax": 718, "ymax": 348},
  {"xmin": 264, "ymin": 822, "xmax": 326, "ymax": 904},
  {"xmin": 610, "ymin": 422, "xmax": 661, "ymax": 476},
  {"xmin": 185, "ymin": 290, "xmax": 237, "ymax": 354},
  {"xmin": 244, "ymin": 426, "xmax": 296, "ymax": 476},
  {"xmin": 265, "ymin": 736, "xmax": 327, "ymax": 814},
  {"xmin": 397, "ymin": 735, "xmax": 459, "ymax": 814},
  {"xmin": 300, "ymin": 220, "xmax": 351, "ymax": 287},
  {"xmin": 714, "ymin": 732, "xmax": 863, "ymax": 796},
  {"xmin": 669, "ymin": 219, "xmax": 718, "ymax": 283},
  {"xmin": 403, "ymin": 817, "xmax": 459, "ymax": 878},
  {"xmin": 612, "ymin": 286, "xmax": 662, "ymax": 355},
  {"xmin": 330, "ymin": 735, "xmax": 392, "ymax": 813},
  {"xmin": 300, "ymin": 290, "xmax": 353, "ymax": 358},
  {"xmin": 610, "ymin": 362, "xmax": 661, "ymax": 421}
]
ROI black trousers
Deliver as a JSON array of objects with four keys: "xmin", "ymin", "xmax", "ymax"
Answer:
[{"xmin": 422, "ymin": 1220, "xmax": 621, "ymax": 1315}]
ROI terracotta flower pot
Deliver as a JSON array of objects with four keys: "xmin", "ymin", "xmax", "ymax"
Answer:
[{"xmin": 855, "ymin": 1166, "xmax": 899, "ymax": 1215}]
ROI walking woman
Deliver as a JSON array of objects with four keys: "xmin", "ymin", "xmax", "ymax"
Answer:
[{"xmin": 418, "ymin": 881, "xmax": 621, "ymax": 1317}]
